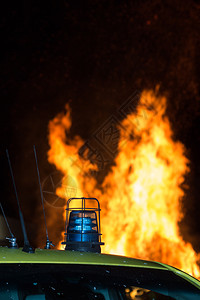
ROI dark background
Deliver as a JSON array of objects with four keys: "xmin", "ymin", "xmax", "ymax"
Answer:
[{"xmin": 0, "ymin": 0, "xmax": 200, "ymax": 249}]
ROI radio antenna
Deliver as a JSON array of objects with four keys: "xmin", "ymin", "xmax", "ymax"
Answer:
[
  {"xmin": 33, "ymin": 145, "xmax": 54, "ymax": 249},
  {"xmin": 0, "ymin": 202, "xmax": 18, "ymax": 248},
  {"xmin": 6, "ymin": 149, "xmax": 34, "ymax": 253}
]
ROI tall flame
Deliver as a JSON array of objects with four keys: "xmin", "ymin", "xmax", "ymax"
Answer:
[{"xmin": 47, "ymin": 90, "xmax": 200, "ymax": 278}]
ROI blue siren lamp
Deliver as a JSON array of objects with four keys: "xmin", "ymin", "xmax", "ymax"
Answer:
[{"xmin": 62, "ymin": 197, "xmax": 104, "ymax": 253}]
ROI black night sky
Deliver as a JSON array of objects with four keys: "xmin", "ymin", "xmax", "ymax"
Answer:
[{"xmin": 1, "ymin": 0, "xmax": 200, "ymax": 249}]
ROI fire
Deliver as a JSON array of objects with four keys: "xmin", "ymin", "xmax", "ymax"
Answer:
[{"xmin": 47, "ymin": 90, "xmax": 200, "ymax": 278}]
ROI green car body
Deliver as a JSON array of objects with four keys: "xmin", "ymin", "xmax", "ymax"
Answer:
[{"xmin": 0, "ymin": 247, "xmax": 200, "ymax": 300}]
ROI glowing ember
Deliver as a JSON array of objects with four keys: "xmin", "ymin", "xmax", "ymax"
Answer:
[{"xmin": 47, "ymin": 90, "xmax": 200, "ymax": 278}]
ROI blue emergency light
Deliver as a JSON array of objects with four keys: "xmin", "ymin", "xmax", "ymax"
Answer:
[{"xmin": 62, "ymin": 198, "xmax": 104, "ymax": 253}]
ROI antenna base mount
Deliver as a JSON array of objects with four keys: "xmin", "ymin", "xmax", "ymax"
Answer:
[
  {"xmin": 22, "ymin": 243, "xmax": 35, "ymax": 253},
  {"xmin": 45, "ymin": 239, "xmax": 55, "ymax": 249},
  {"xmin": 6, "ymin": 237, "xmax": 18, "ymax": 249}
]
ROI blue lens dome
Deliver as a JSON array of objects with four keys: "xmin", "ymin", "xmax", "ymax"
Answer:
[{"xmin": 67, "ymin": 210, "xmax": 99, "ymax": 242}]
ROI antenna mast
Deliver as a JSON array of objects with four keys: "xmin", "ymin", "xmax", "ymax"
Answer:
[
  {"xmin": 0, "ymin": 202, "xmax": 18, "ymax": 248},
  {"xmin": 6, "ymin": 149, "xmax": 34, "ymax": 253},
  {"xmin": 33, "ymin": 145, "xmax": 54, "ymax": 249}
]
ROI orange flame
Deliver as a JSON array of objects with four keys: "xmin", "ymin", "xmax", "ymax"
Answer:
[{"xmin": 47, "ymin": 90, "xmax": 200, "ymax": 278}]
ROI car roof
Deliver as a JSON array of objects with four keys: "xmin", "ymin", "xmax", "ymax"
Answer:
[
  {"xmin": 0, "ymin": 247, "xmax": 165, "ymax": 268},
  {"xmin": 0, "ymin": 247, "xmax": 200, "ymax": 289}
]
